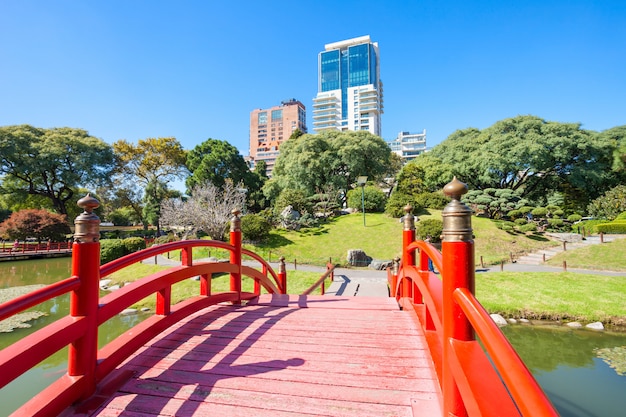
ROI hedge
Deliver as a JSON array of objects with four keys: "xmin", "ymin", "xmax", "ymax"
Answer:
[{"xmin": 596, "ymin": 221, "xmax": 626, "ymax": 234}]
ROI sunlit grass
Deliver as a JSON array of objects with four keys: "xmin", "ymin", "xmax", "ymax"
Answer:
[
  {"xmin": 477, "ymin": 271, "xmax": 626, "ymax": 325},
  {"xmin": 546, "ymin": 238, "xmax": 626, "ymax": 271}
]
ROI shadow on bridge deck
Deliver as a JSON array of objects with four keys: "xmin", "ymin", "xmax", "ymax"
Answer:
[{"xmin": 66, "ymin": 294, "xmax": 442, "ymax": 416}]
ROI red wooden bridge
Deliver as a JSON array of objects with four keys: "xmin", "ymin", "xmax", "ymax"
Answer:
[{"xmin": 0, "ymin": 179, "xmax": 559, "ymax": 417}]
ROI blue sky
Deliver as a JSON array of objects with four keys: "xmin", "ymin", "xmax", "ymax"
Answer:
[{"xmin": 1, "ymin": 1, "xmax": 624, "ymax": 156}]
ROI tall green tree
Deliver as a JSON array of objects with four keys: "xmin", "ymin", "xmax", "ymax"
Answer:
[
  {"xmin": 0, "ymin": 125, "xmax": 115, "ymax": 215},
  {"xmin": 428, "ymin": 116, "xmax": 616, "ymax": 208},
  {"xmin": 186, "ymin": 138, "xmax": 252, "ymax": 190},
  {"xmin": 113, "ymin": 137, "xmax": 188, "ymax": 228},
  {"xmin": 268, "ymin": 130, "xmax": 392, "ymax": 205}
]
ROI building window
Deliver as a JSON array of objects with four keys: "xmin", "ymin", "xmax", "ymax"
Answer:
[
  {"xmin": 271, "ymin": 109, "xmax": 283, "ymax": 121},
  {"xmin": 258, "ymin": 112, "xmax": 267, "ymax": 124}
]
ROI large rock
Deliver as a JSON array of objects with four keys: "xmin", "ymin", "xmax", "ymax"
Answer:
[
  {"xmin": 347, "ymin": 249, "xmax": 372, "ymax": 267},
  {"xmin": 490, "ymin": 314, "xmax": 508, "ymax": 327},
  {"xmin": 280, "ymin": 205, "xmax": 301, "ymax": 230},
  {"xmin": 369, "ymin": 259, "xmax": 393, "ymax": 270}
]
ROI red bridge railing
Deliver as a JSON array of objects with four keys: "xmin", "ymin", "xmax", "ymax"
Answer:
[
  {"xmin": 0, "ymin": 198, "xmax": 285, "ymax": 417},
  {"xmin": 388, "ymin": 177, "xmax": 559, "ymax": 417}
]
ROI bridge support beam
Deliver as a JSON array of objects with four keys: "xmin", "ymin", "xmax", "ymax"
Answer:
[
  {"xmin": 68, "ymin": 194, "xmax": 101, "ymax": 400},
  {"xmin": 441, "ymin": 177, "xmax": 474, "ymax": 417}
]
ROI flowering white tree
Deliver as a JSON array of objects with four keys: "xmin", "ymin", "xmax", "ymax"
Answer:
[{"xmin": 160, "ymin": 180, "xmax": 246, "ymax": 241}]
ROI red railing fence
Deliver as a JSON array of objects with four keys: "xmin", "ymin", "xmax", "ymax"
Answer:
[
  {"xmin": 0, "ymin": 196, "xmax": 284, "ymax": 417},
  {"xmin": 388, "ymin": 177, "xmax": 559, "ymax": 417}
]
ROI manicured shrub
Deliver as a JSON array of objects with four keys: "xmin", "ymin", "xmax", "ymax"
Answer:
[
  {"xmin": 596, "ymin": 221, "xmax": 626, "ymax": 234},
  {"xmin": 347, "ymin": 186, "xmax": 386, "ymax": 213},
  {"xmin": 385, "ymin": 191, "xmax": 417, "ymax": 218},
  {"xmin": 241, "ymin": 214, "xmax": 272, "ymax": 242},
  {"xmin": 514, "ymin": 218, "xmax": 527, "ymax": 225},
  {"xmin": 518, "ymin": 223, "xmax": 538, "ymax": 233},
  {"xmin": 507, "ymin": 209, "xmax": 522, "ymax": 220},
  {"xmin": 567, "ymin": 214, "xmax": 582, "ymax": 223},
  {"xmin": 414, "ymin": 192, "xmax": 449, "ymax": 210},
  {"xmin": 153, "ymin": 234, "xmax": 179, "ymax": 244},
  {"xmin": 122, "ymin": 237, "xmax": 146, "ymax": 254},
  {"xmin": 531, "ymin": 207, "xmax": 548, "ymax": 218},
  {"xmin": 415, "ymin": 219, "xmax": 443, "ymax": 243},
  {"xmin": 100, "ymin": 239, "xmax": 125, "ymax": 264},
  {"xmin": 274, "ymin": 189, "xmax": 313, "ymax": 216}
]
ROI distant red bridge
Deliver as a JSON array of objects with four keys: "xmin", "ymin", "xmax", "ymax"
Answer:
[{"xmin": 0, "ymin": 179, "xmax": 559, "ymax": 416}]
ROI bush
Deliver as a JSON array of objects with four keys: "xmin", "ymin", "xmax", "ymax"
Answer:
[
  {"xmin": 518, "ymin": 223, "xmax": 538, "ymax": 233},
  {"xmin": 414, "ymin": 192, "xmax": 449, "ymax": 210},
  {"xmin": 531, "ymin": 207, "xmax": 548, "ymax": 218},
  {"xmin": 514, "ymin": 218, "xmax": 527, "ymax": 225},
  {"xmin": 507, "ymin": 209, "xmax": 522, "ymax": 220},
  {"xmin": 274, "ymin": 189, "xmax": 313, "ymax": 216},
  {"xmin": 385, "ymin": 191, "xmax": 417, "ymax": 218},
  {"xmin": 153, "ymin": 234, "xmax": 179, "ymax": 245},
  {"xmin": 587, "ymin": 185, "xmax": 626, "ymax": 221},
  {"xmin": 347, "ymin": 186, "xmax": 386, "ymax": 213},
  {"xmin": 567, "ymin": 214, "xmax": 582, "ymax": 223},
  {"xmin": 122, "ymin": 237, "xmax": 146, "ymax": 254},
  {"xmin": 100, "ymin": 239, "xmax": 125, "ymax": 264},
  {"xmin": 616, "ymin": 212, "xmax": 626, "ymax": 221},
  {"xmin": 597, "ymin": 221, "xmax": 626, "ymax": 234},
  {"xmin": 241, "ymin": 214, "xmax": 272, "ymax": 242},
  {"xmin": 415, "ymin": 219, "xmax": 443, "ymax": 243}
]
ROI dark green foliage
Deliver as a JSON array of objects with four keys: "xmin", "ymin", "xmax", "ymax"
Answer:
[
  {"xmin": 507, "ymin": 209, "xmax": 522, "ymax": 219},
  {"xmin": 414, "ymin": 192, "xmax": 449, "ymax": 209},
  {"xmin": 100, "ymin": 239, "xmax": 126, "ymax": 265},
  {"xmin": 385, "ymin": 192, "xmax": 418, "ymax": 217},
  {"xmin": 122, "ymin": 237, "xmax": 146, "ymax": 253},
  {"xmin": 463, "ymin": 188, "xmax": 525, "ymax": 219},
  {"xmin": 596, "ymin": 221, "xmax": 626, "ymax": 234},
  {"xmin": 241, "ymin": 214, "xmax": 272, "ymax": 242},
  {"xmin": 587, "ymin": 185, "xmax": 626, "ymax": 220},
  {"xmin": 415, "ymin": 219, "xmax": 444, "ymax": 243},
  {"xmin": 514, "ymin": 218, "xmax": 528, "ymax": 225},
  {"xmin": 274, "ymin": 189, "xmax": 313, "ymax": 215},
  {"xmin": 346, "ymin": 186, "xmax": 386, "ymax": 213}
]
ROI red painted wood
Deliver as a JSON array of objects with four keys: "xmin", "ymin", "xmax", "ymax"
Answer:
[{"xmin": 68, "ymin": 295, "xmax": 441, "ymax": 416}]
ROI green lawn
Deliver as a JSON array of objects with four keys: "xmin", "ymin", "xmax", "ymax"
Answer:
[
  {"xmin": 106, "ymin": 213, "xmax": 626, "ymax": 324},
  {"xmin": 546, "ymin": 237, "xmax": 626, "ymax": 271},
  {"xmin": 477, "ymin": 271, "xmax": 626, "ymax": 326}
]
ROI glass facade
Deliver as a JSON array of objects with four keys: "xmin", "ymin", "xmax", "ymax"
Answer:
[
  {"xmin": 271, "ymin": 109, "xmax": 283, "ymax": 121},
  {"xmin": 314, "ymin": 36, "xmax": 382, "ymax": 136}
]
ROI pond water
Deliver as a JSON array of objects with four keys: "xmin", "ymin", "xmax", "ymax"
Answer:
[{"xmin": 1, "ymin": 258, "xmax": 625, "ymax": 416}]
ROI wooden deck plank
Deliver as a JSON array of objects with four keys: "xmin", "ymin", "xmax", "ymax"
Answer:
[{"xmin": 72, "ymin": 294, "xmax": 442, "ymax": 416}]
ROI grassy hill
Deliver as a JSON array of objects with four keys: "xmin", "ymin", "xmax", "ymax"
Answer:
[{"xmin": 240, "ymin": 210, "xmax": 559, "ymax": 267}]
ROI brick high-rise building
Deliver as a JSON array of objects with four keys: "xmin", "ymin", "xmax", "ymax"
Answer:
[{"xmin": 249, "ymin": 99, "xmax": 307, "ymax": 177}]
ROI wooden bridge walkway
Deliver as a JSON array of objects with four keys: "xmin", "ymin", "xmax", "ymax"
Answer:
[{"xmin": 69, "ymin": 295, "xmax": 441, "ymax": 417}]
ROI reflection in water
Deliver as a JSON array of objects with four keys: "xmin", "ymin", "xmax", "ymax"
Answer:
[{"xmin": 502, "ymin": 325, "xmax": 626, "ymax": 417}]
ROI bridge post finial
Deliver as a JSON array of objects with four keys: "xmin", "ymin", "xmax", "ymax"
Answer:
[
  {"xmin": 230, "ymin": 209, "xmax": 241, "ymax": 232},
  {"xmin": 74, "ymin": 194, "xmax": 100, "ymax": 243},
  {"xmin": 441, "ymin": 177, "xmax": 473, "ymax": 242},
  {"xmin": 403, "ymin": 204, "xmax": 415, "ymax": 231}
]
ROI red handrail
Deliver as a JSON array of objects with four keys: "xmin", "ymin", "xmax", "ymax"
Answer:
[
  {"xmin": 392, "ymin": 227, "xmax": 559, "ymax": 416},
  {"xmin": 0, "ymin": 211, "xmax": 284, "ymax": 417}
]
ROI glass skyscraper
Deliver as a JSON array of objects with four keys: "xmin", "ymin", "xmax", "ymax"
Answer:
[{"xmin": 313, "ymin": 35, "xmax": 383, "ymax": 136}]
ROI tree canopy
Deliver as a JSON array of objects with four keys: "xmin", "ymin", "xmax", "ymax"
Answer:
[
  {"xmin": 0, "ymin": 125, "xmax": 115, "ymax": 215},
  {"xmin": 268, "ymin": 130, "xmax": 392, "ymax": 205},
  {"xmin": 186, "ymin": 138, "xmax": 252, "ymax": 190},
  {"xmin": 421, "ymin": 115, "xmax": 618, "ymax": 208}
]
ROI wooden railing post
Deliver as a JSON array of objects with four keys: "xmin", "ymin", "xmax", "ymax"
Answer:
[
  {"xmin": 390, "ymin": 257, "xmax": 400, "ymax": 297},
  {"xmin": 229, "ymin": 209, "xmax": 242, "ymax": 304},
  {"xmin": 68, "ymin": 194, "xmax": 101, "ymax": 400},
  {"xmin": 402, "ymin": 204, "xmax": 418, "ymax": 301},
  {"xmin": 278, "ymin": 256, "xmax": 287, "ymax": 294},
  {"xmin": 441, "ymin": 177, "xmax": 474, "ymax": 417}
]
